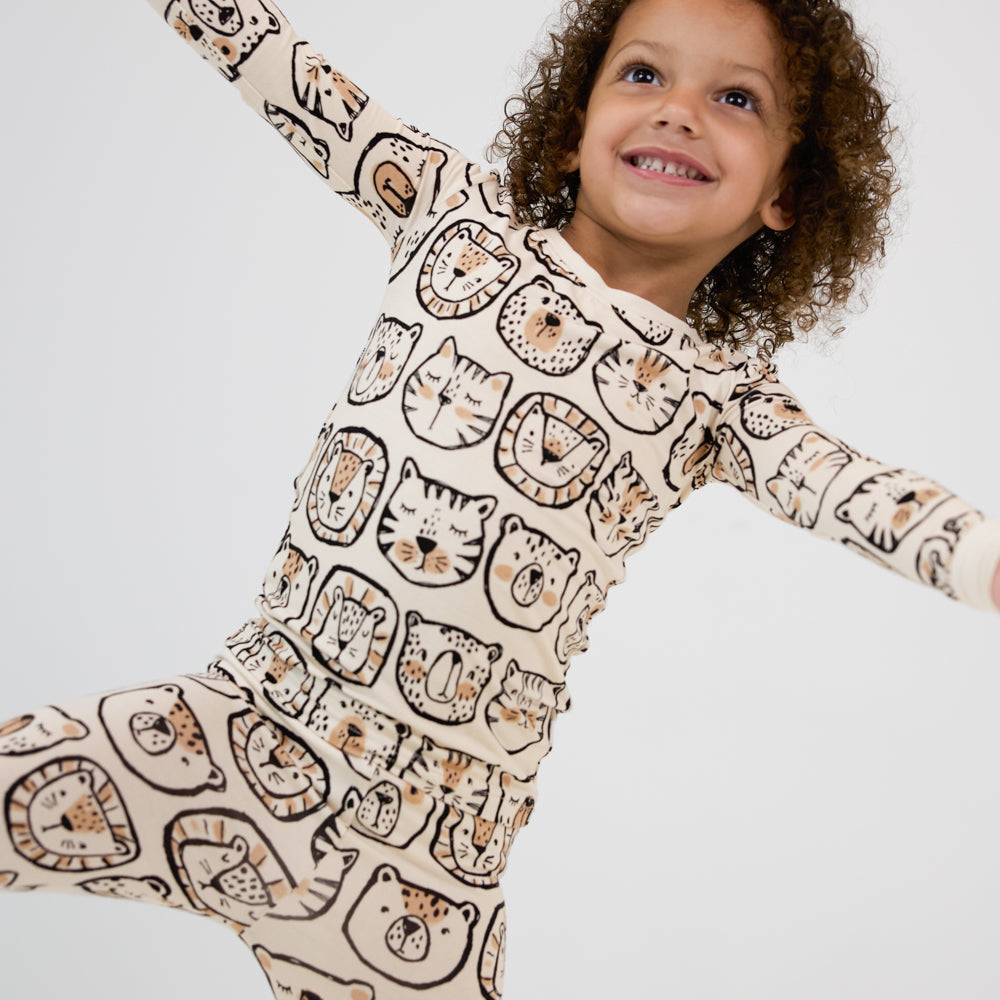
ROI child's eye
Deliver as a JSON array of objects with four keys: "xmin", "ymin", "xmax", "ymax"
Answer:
[
  {"xmin": 718, "ymin": 89, "xmax": 759, "ymax": 113},
  {"xmin": 622, "ymin": 64, "xmax": 660, "ymax": 86}
]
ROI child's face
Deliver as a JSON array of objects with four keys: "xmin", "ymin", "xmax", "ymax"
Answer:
[{"xmin": 565, "ymin": 0, "xmax": 794, "ymax": 274}]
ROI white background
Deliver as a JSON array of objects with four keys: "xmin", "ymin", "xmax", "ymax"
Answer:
[{"xmin": 0, "ymin": 0, "xmax": 997, "ymax": 997}]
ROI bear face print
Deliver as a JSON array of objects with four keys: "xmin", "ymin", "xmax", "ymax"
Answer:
[
  {"xmin": 593, "ymin": 342, "xmax": 686, "ymax": 434},
  {"xmin": 496, "ymin": 277, "xmax": 603, "ymax": 375},
  {"xmin": 349, "ymin": 315, "xmax": 422, "ymax": 405},
  {"xmin": 835, "ymin": 470, "xmax": 949, "ymax": 554},
  {"xmin": 396, "ymin": 612, "xmax": 502, "ymax": 725},
  {"xmin": 5, "ymin": 757, "xmax": 138, "ymax": 872},
  {"xmin": 229, "ymin": 709, "xmax": 330, "ymax": 821},
  {"xmin": 306, "ymin": 428, "xmax": 388, "ymax": 546},
  {"xmin": 291, "ymin": 41, "xmax": 368, "ymax": 142},
  {"xmin": 484, "ymin": 516, "xmax": 579, "ymax": 631},
  {"xmin": 417, "ymin": 221, "xmax": 519, "ymax": 319},
  {"xmin": 261, "ymin": 533, "xmax": 318, "ymax": 624},
  {"xmin": 99, "ymin": 684, "xmax": 225, "ymax": 796},
  {"xmin": 495, "ymin": 394, "xmax": 609, "ymax": 508},
  {"xmin": 303, "ymin": 568, "xmax": 399, "ymax": 687},
  {"xmin": 164, "ymin": 0, "xmax": 280, "ymax": 81},
  {"xmin": 377, "ymin": 458, "xmax": 497, "ymax": 587},
  {"xmin": 766, "ymin": 432, "xmax": 853, "ymax": 528},
  {"xmin": 253, "ymin": 946, "xmax": 375, "ymax": 1000},
  {"xmin": 0, "ymin": 706, "xmax": 88, "ymax": 756},
  {"xmin": 402, "ymin": 338, "xmax": 512, "ymax": 449},
  {"xmin": 344, "ymin": 864, "xmax": 479, "ymax": 989},
  {"xmin": 587, "ymin": 452, "xmax": 663, "ymax": 557}
]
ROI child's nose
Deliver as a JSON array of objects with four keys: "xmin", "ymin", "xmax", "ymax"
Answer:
[{"xmin": 649, "ymin": 85, "xmax": 703, "ymax": 134}]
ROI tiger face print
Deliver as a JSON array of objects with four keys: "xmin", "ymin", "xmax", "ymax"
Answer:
[
  {"xmin": 587, "ymin": 451, "xmax": 662, "ymax": 556},
  {"xmin": 377, "ymin": 458, "xmax": 497, "ymax": 586}
]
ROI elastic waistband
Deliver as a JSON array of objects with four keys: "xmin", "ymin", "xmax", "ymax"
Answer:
[{"xmin": 217, "ymin": 618, "xmax": 536, "ymax": 831}]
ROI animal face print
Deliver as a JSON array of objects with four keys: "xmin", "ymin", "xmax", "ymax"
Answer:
[
  {"xmin": 99, "ymin": 684, "xmax": 225, "ymax": 796},
  {"xmin": 261, "ymin": 533, "xmax": 318, "ymax": 624},
  {"xmin": 5, "ymin": 757, "xmax": 138, "ymax": 871},
  {"xmin": 396, "ymin": 612, "xmax": 502, "ymax": 724},
  {"xmin": 431, "ymin": 806, "xmax": 517, "ymax": 888},
  {"xmin": 165, "ymin": 0, "xmax": 280, "ymax": 80},
  {"xmin": 496, "ymin": 277, "xmax": 603, "ymax": 375},
  {"xmin": 306, "ymin": 428, "xmax": 388, "ymax": 546},
  {"xmin": 663, "ymin": 392, "xmax": 722, "ymax": 493},
  {"xmin": 593, "ymin": 343, "xmax": 685, "ymax": 433},
  {"xmin": 613, "ymin": 304, "xmax": 691, "ymax": 347},
  {"xmin": 291, "ymin": 41, "xmax": 368, "ymax": 142},
  {"xmin": 495, "ymin": 394, "xmax": 609, "ymax": 507},
  {"xmin": 917, "ymin": 511, "xmax": 984, "ymax": 599},
  {"xmin": 740, "ymin": 390, "xmax": 811, "ymax": 439},
  {"xmin": 402, "ymin": 338, "xmax": 512, "ymax": 449},
  {"xmin": 418, "ymin": 221, "xmax": 519, "ymax": 319},
  {"xmin": 484, "ymin": 516, "xmax": 579, "ymax": 631},
  {"xmin": 306, "ymin": 681, "xmax": 409, "ymax": 779},
  {"xmin": 338, "ymin": 777, "xmax": 436, "ymax": 849},
  {"xmin": 835, "ymin": 470, "xmax": 949, "ymax": 553},
  {"xmin": 486, "ymin": 661, "xmax": 570, "ymax": 755},
  {"xmin": 377, "ymin": 458, "xmax": 497, "ymax": 586},
  {"xmin": 555, "ymin": 570, "xmax": 607, "ymax": 665},
  {"xmin": 404, "ymin": 742, "xmax": 491, "ymax": 815},
  {"xmin": 253, "ymin": 945, "xmax": 375, "ymax": 1000},
  {"xmin": 264, "ymin": 102, "xmax": 332, "ymax": 177},
  {"xmin": 349, "ymin": 314, "xmax": 422, "ymax": 404},
  {"xmin": 79, "ymin": 875, "xmax": 174, "ymax": 906},
  {"xmin": 229, "ymin": 628, "xmax": 314, "ymax": 718},
  {"xmin": 344, "ymin": 864, "xmax": 479, "ymax": 989},
  {"xmin": 229, "ymin": 709, "xmax": 329, "ymax": 821},
  {"xmin": 479, "ymin": 903, "xmax": 507, "ymax": 1000},
  {"xmin": 304, "ymin": 568, "xmax": 398, "ymax": 686},
  {"xmin": 0, "ymin": 707, "xmax": 88, "ymax": 756},
  {"xmin": 587, "ymin": 452, "xmax": 663, "ymax": 557},
  {"xmin": 523, "ymin": 231, "xmax": 585, "ymax": 286},
  {"xmin": 711, "ymin": 426, "xmax": 757, "ymax": 497},
  {"xmin": 766, "ymin": 432, "xmax": 853, "ymax": 528}
]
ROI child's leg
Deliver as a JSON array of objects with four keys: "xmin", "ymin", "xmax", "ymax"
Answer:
[{"xmin": 0, "ymin": 673, "xmax": 510, "ymax": 998}]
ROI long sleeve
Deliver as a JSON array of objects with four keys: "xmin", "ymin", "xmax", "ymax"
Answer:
[
  {"xmin": 143, "ymin": 0, "xmax": 474, "ymax": 265},
  {"xmin": 708, "ymin": 359, "xmax": 1000, "ymax": 612}
]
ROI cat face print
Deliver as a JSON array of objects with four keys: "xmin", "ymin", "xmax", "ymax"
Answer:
[
  {"xmin": 402, "ymin": 338, "xmax": 512, "ymax": 449},
  {"xmin": 349, "ymin": 315, "xmax": 422, "ymax": 404},
  {"xmin": 484, "ymin": 515, "xmax": 579, "ymax": 631},
  {"xmin": 396, "ymin": 611, "xmax": 502, "ymax": 724},
  {"xmin": 418, "ymin": 221, "xmax": 519, "ymax": 319},
  {"xmin": 344, "ymin": 865, "xmax": 479, "ymax": 989},
  {"xmin": 587, "ymin": 452, "xmax": 663, "ymax": 557},
  {"xmin": 377, "ymin": 458, "xmax": 497, "ymax": 587},
  {"xmin": 5, "ymin": 757, "xmax": 138, "ymax": 871},
  {"xmin": 305, "ymin": 568, "xmax": 398, "ymax": 687},
  {"xmin": 99, "ymin": 684, "xmax": 226, "ymax": 795},
  {"xmin": 766, "ymin": 432, "xmax": 852, "ymax": 528},
  {"xmin": 165, "ymin": 0, "xmax": 280, "ymax": 80},
  {"xmin": 593, "ymin": 343, "xmax": 685, "ymax": 433},
  {"xmin": 497, "ymin": 277, "xmax": 603, "ymax": 375},
  {"xmin": 261, "ymin": 533, "xmax": 318, "ymax": 624},
  {"xmin": 264, "ymin": 102, "xmax": 331, "ymax": 177},
  {"xmin": 495, "ymin": 394, "xmax": 609, "ymax": 507},
  {"xmin": 835, "ymin": 469, "xmax": 949, "ymax": 553},
  {"xmin": 291, "ymin": 41, "xmax": 368, "ymax": 142},
  {"xmin": 306, "ymin": 428, "xmax": 388, "ymax": 546},
  {"xmin": 486, "ymin": 660, "xmax": 570, "ymax": 755}
]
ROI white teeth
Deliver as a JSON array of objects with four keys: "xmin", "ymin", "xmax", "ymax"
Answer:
[{"xmin": 631, "ymin": 155, "xmax": 704, "ymax": 180}]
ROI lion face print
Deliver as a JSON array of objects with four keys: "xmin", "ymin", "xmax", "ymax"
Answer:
[
  {"xmin": 396, "ymin": 611, "xmax": 502, "ymax": 724},
  {"xmin": 593, "ymin": 343, "xmax": 685, "ymax": 433},
  {"xmin": 377, "ymin": 458, "xmax": 497, "ymax": 586},
  {"xmin": 484, "ymin": 515, "xmax": 579, "ymax": 631},
  {"xmin": 349, "ymin": 314, "xmax": 422, "ymax": 404},
  {"xmin": 402, "ymin": 338, "xmax": 512, "ymax": 449},
  {"xmin": 496, "ymin": 277, "xmax": 603, "ymax": 374}
]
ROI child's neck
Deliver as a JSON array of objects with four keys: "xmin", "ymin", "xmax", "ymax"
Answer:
[{"xmin": 561, "ymin": 214, "xmax": 711, "ymax": 321}]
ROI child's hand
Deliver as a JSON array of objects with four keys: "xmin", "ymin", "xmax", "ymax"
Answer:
[{"xmin": 993, "ymin": 560, "xmax": 1000, "ymax": 613}]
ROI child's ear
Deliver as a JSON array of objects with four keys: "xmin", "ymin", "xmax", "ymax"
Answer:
[
  {"xmin": 761, "ymin": 182, "xmax": 796, "ymax": 232},
  {"xmin": 560, "ymin": 109, "xmax": 586, "ymax": 173}
]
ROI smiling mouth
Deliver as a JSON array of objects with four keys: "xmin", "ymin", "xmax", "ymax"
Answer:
[{"xmin": 629, "ymin": 155, "xmax": 708, "ymax": 181}]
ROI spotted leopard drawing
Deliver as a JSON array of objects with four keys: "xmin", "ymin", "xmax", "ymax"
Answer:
[
  {"xmin": 396, "ymin": 611, "xmax": 502, "ymax": 725},
  {"xmin": 377, "ymin": 458, "xmax": 497, "ymax": 586},
  {"xmin": 740, "ymin": 390, "xmax": 811, "ymax": 439},
  {"xmin": 495, "ymin": 393, "xmax": 609, "ymax": 507}
]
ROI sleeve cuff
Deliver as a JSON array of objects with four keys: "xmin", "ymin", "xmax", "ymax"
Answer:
[{"xmin": 951, "ymin": 516, "xmax": 1000, "ymax": 612}]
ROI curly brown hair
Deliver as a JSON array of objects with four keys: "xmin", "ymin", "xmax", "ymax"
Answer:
[{"xmin": 489, "ymin": 0, "xmax": 899, "ymax": 357}]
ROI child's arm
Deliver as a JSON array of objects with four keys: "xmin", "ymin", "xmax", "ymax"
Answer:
[{"xmin": 711, "ymin": 361, "xmax": 1000, "ymax": 614}]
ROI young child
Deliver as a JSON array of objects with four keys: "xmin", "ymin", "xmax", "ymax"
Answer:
[{"xmin": 1, "ymin": 0, "xmax": 998, "ymax": 997}]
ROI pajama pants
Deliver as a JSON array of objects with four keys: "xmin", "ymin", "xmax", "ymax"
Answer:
[{"xmin": 0, "ymin": 666, "xmax": 513, "ymax": 999}]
